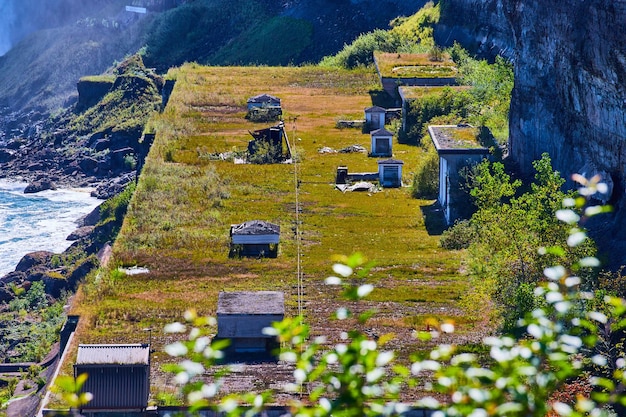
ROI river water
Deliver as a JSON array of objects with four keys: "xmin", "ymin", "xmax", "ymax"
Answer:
[{"xmin": 0, "ymin": 180, "xmax": 102, "ymax": 276}]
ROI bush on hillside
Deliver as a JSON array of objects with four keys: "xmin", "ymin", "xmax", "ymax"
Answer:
[
  {"xmin": 411, "ymin": 141, "xmax": 439, "ymax": 198},
  {"xmin": 143, "ymin": 0, "xmax": 277, "ymax": 71}
]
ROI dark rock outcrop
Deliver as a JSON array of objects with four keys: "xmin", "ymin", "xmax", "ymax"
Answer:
[
  {"xmin": 76, "ymin": 77, "xmax": 114, "ymax": 111},
  {"xmin": 24, "ymin": 179, "xmax": 56, "ymax": 193},
  {"xmin": 439, "ymin": 0, "xmax": 626, "ymax": 266},
  {"xmin": 15, "ymin": 251, "xmax": 54, "ymax": 273},
  {"xmin": 66, "ymin": 226, "xmax": 95, "ymax": 241}
]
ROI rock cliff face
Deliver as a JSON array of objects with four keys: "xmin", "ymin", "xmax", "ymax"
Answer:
[{"xmin": 439, "ymin": 0, "xmax": 626, "ymax": 265}]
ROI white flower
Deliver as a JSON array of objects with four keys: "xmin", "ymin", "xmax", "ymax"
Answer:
[
  {"xmin": 164, "ymin": 342, "xmax": 188, "ymax": 357},
  {"xmin": 579, "ymin": 257, "xmax": 600, "ymax": 267},
  {"xmin": 201, "ymin": 383, "xmax": 218, "ymax": 398},
  {"xmin": 181, "ymin": 360, "xmax": 204, "ymax": 377},
  {"xmin": 319, "ymin": 398, "xmax": 332, "ymax": 412},
  {"xmin": 552, "ymin": 401, "xmax": 572, "ymax": 416},
  {"xmin": 562, "ymin": 197, "xmax": 576, "ymax": 207},
  {"xmin": 164, "ymin": 322, "xmax": 186, "ymax": 333},
  {"xmin": 546, "ymin": 291, "xmax": 564, "ymax": 303},
  {"xmin": 294, "ymin": 369, "xmax": 307, "ymax": 382},
  {"xmin": 262, "ymin": 326, "xmax": 278, "ymax": 336},
  {"xmin": 188, "ymin": 391, "xmax": 204, "ymax": 404},
  {"xmin": 588, "ymin": 311, "xmax": 608, "ymax": 324},
  {"xmin": 175, "ymin": 371, "xmax": 189, "ymax": 385},
  {"xmin": 544, "ymin": 266, "xmax": 565, "ymax": 280},
  {"xmin": 567, "ymin": 231, "xmax": 587, "ymax": 247},
  {"xmin": 468, "ymin": 409, "xmax": 488, "ymax": 417},
  {"xmin": 585, "ymin": 205, "xmax": 605, "ymax": 216},
  {"xmin": 360, "ymin": 340, "xmax": 377, "ymax": 352},
  {"xmin": 325, "ymin": 276, "xmax": 342, "ymax": 285},
  {"xmin": 188, "ymin": 327, "xmax": 200, "ymax": 340},
  {"xmin": 332, "ymin": 263, "xmax": 353, "ymax": 277},
  {"xmin": 440, "ymin": 322, "xmax": 455, "ymax": 333},
  {"xmin": 280, "ymin": 351, "xmax": 297, "ymax": 362},
  {"xmin": 556, "ymin": 209, "xmax": 580, "ymax": 224},
  {"xmin": 451, "ymin": 353, "xmax": 476, "ymax": 365},
  {"xmin": 417, "ymin": 397, "xmax": 440, "ymax": 409},
  {"xmin": 559, "ymin": 335, "xmax": 582, "ymax": 349},
  {"xmin": 591, "ymin": 355, "xmax": 607, "ymax": 366},
  {"xmin": 193, "ymin": 336, "xmax": 211, "ymax": 353},
  {"xmin": 220, "ymin": 398, "xmax": 238, "ymax": 413},
  {"xmin": 376, "ymin": 351, "xmax": 394, "ymax": 367},
  {"xmin": 325, "ymin": 353, "xmax": 338, "ymax": 364},
  {"xmin": 357, "ymin": 284, "xmax": 374, "ymax": 298},
  {"xmin": 366, "ymin": 368, "xmax": 385, "ymax": 382}
]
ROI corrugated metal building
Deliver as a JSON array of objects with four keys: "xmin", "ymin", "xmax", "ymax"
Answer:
[
  {"xmin": 216, "ymin": 291, "xmax": 284, "ymax": 360},
  {"xmin": 230, "ymin": 220, "xmax": 280, "ymax": 258},
  {"xmin": 246, "ymin": 93, "xmax": 281, "ymax": 110},
  {"xmin": 74, "ymin": 344, "xmax": 150, "ymax": 412}
]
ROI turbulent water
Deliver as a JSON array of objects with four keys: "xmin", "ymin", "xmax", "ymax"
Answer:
[{"xmin": 0, "ymin": 180, "xmax": 101, "ymax": 275}]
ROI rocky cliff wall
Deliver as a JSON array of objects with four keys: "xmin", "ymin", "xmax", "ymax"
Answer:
[{"xmin": 438, "ymin": 0, "xmax": 626, "ymax": 265}]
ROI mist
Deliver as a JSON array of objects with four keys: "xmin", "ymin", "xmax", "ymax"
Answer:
[
  {"xmin": 0, "ymin": 0, "xmax": 98, "ymax": 56},
  {"xmin": 0, "ymin": 1, "xmax": 17, "ymax": 55}
]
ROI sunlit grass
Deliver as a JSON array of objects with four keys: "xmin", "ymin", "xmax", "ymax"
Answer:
[{"xmin": 63, "ymin": 64, "xmax": 488, "ymax": 402}]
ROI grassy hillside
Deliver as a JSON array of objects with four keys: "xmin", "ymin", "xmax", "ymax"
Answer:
[
  {"xmin": 0, "ymin": 0, "xmax": 148, "ymax": 111},
  {"xmin": 53, "ymin": 64, "xmax": 490, "ymax": 406},
  {"xmin": 0, "ymin": 0, "xmax": 427, "ymax": 114}
]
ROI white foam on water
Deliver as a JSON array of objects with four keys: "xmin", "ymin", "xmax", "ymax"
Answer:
[{"xmin": 0, "ymin": 180, "xmax": 102, "ymax": 275}]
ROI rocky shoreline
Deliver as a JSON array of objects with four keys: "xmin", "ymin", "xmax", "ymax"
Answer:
[{"xmin": 0, "ymin": 106, "xmax": 141, "ymax": 200}]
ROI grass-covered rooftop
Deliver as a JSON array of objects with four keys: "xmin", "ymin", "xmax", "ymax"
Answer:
[
  {"xmin": 54, "ymin": 64, "xmax": 488, "ymax": 406},
  {"xmin": 374, "ymin": 51, "xmax": 458, "ymax": 79}
]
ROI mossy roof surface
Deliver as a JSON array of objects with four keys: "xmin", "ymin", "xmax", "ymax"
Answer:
[
  {"xmin": 375, "ymin": 52, "xmax": 457, "ymax": 79},
  {"xmin": 398, "ymin": 85, "xmax": 470, "ymax": 100},
  {"xmin": 429, "ymin": 125, "xmax": 489, "ymax": 151}
]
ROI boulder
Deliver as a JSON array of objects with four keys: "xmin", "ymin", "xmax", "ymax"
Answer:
[
  {"xmin": 0, "ymin": 271, "xmax": 27, "ymax": 303},
  {"xmin": 66, "ymin": 226, "xmax": 95, "ymax": 241},
  {"xmin": 79, "ymin": 157, "xmax": 99, "ymax": 174},
  {"xmin": 66, "ymin": 257, "xmax": 99, "ymax": 292},
  {"xmin": 15, "ymin": 251, "xmax": 54, "ymax": 273},
  {"xmin": 78, "ymin": 204, "xmax": 102, "ymax": 227},
  {"xmin": 24, "ymin": 179, "xmax": 56, "ymax": 193},
  {"xmin": 0, "ymin": 149, "xmax": 15, "ymax": 163}
]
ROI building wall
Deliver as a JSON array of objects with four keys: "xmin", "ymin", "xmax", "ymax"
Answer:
[
  {"xmin": 76, "ymin": 365, "xmax": 149, "ymax": 410},
  {"xmin": 216, "ymin": 314, "xmax": 284, "ymax": 339},
  {"xmin": 365, "ymin": 112, "xmax": 385, "ymax": 130},
  {"xmin": 371, "ymin": 135, "xmax": 392, "ymax": 156},
  {"xmin": 378, "ymin": 165, "xmax": 402, "ymax": 188},
  {"xmin": 440, "ymin": 153, "xmax": 487, "ymax": 224}
]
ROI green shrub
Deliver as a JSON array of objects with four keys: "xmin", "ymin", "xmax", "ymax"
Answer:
[
  {"xmin": 411, "ymin": 142, "xmax": 439, "ymax": 198},
  {"xmin": 98, "ymin": 182, "xmax": 136, "ymax": 225},
  {"xmin": 439, "ymin": 219, "xmax": 476, "ymax": 250}
]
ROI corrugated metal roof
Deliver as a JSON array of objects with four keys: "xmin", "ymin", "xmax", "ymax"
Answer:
[
  {"xmin": 230, "ymin": 220, "xmax": 280, "ymax": 236},
  {"xmin": 76, "ymin": 344, "xmax": 150, "ymax": 365},
  {"xmin": 247, "ymin": 93, "xmax": 281, "ymax": 103},
  {"xmin": 217, "ymin": 291, "xmax": 284, "ymax": 315}
]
